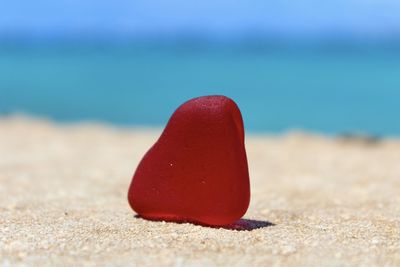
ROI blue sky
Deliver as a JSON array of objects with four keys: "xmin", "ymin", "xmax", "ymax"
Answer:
[{"xmin": 1, "ymin": 0, "xmax": 399, "ymax": 38}]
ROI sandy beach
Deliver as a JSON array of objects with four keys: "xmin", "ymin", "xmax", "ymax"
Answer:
[{"xmin": 1, "ymin": 116, "xmax": 400, "ymax": 267}]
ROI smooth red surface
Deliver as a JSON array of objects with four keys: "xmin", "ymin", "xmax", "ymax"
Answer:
[{"xmin": 128, "ymin": 95, "xmax": 250, "ymax": 226}]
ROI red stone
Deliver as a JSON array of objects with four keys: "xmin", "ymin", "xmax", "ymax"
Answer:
[{"xmin": 127, "ymin": 95, "xmax": 250, "ymax": 226}]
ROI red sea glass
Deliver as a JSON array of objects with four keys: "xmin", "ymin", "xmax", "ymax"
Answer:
[{"xmin": 128, "ymin": 95, "xmax": 250, "ymax": 226}]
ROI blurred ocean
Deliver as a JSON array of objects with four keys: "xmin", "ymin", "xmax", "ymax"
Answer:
[{"xmin": 1, "ymin": 40, "xmax": 400, "ymax": 136}]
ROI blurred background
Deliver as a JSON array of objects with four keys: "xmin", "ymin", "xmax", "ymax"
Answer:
[{"xmin": 1, "ymin": 0, "xmax": 400, "ymax": 135}]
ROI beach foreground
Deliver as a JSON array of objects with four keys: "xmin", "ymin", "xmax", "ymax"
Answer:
[{"xmin": 1, "ymin": 117, "xmax": 399, "ymax": 266}]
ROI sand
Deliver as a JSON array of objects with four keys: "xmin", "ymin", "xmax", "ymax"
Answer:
[{"xmin": 1, "ymin": 116, "xmax": 400, "ymax": 267}]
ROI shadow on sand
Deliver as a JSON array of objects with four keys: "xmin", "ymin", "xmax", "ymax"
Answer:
[
  {"xmin": 134, "ymin": 215, "xmax": 274, "ymax": 231},
  {"xmin": 225, "ymin": 218, "xmax": 275, "ymax": 231}
]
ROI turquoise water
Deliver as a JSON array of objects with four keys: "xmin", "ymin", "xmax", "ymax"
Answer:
[{"xmin": 1, "ymin": 41, "xmax": 400, "ymax": 135}]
